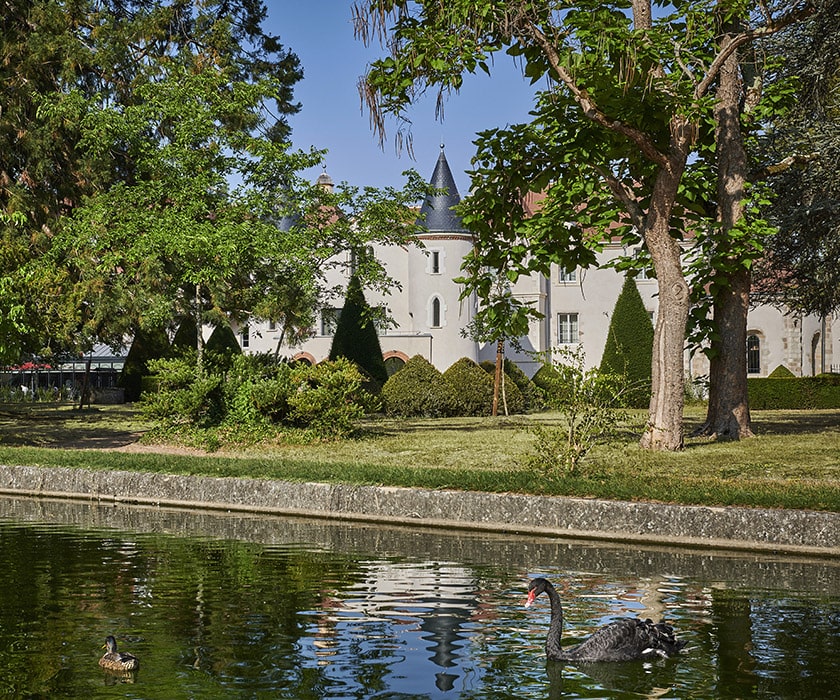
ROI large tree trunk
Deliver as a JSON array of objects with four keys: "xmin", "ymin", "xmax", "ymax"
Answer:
[
  {"xmin": 640, "ymin": 141, "xmax": 692, "ymax": 451},
  {"xmin": 641, "ymin": 226, "xmax": 690, "ymax": 451},
  {"xmin": 696, "ymin": 23, "xmax": 754, "ymax": 440},
  {"xmin": 701, "ymin": 269, "xmax": 753, "ymax": 439}
]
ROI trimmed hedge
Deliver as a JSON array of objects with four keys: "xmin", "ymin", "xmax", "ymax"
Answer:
[
  {"xmin": 444, "ymin": 358, "xmax": 496, "ymax": 416},
  {"xmin": 599, "ymin": 276, "xmax": 653, "ymax": 408},
  {"xmin": 479, "ymin": 359, "xmax": 536, "ymax": 413},
  {"xmin": 748, "ymin": 375, "xmax": 840, "ymax": 409},
  {"xmin": 329, "ymin": 274, "xmax": 389, "ymax": 388},
  {"xmin": 380, "ymin": 355, "xmax": 457, "ymax": 417},
  {"xmin": 532, "ymin": 362, "xmax": 569, "ymax": 407}
]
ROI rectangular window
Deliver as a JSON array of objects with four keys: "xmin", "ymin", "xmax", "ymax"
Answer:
[
  {"xmin": 320, "ymin": 308, "xmax": 341, "ymax": 336},
  {"xmin": 241, "ymin": 326, "xmax": 250, "ymax": 349},
  {"xmin": 558, "ymin": 267, "xmax": 577, "ymax": 283},
  {"xmin": 557, "ymin": 313, "xmax": 579, "ymax": 344},
  {"xmin": 430, "ymin": 250, "xmax": 441, "ymax": 274},
  {"xmin": 268, "ymin": 320, "xmax": 277, "ymax": 332}
]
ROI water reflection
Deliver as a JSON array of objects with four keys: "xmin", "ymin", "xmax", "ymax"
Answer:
[{"xmin": 0, "ymin": 495, "xmax": 837, "ymax": 698}]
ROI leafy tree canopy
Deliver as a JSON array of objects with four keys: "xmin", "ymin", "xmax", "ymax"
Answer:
[
  {"xmin": 0, "ymin": 0, "xmax": 302, "ymax": 363},
  {"xmin": 754, "ymin": 7, "xmax": 840, "ymax": 317}
]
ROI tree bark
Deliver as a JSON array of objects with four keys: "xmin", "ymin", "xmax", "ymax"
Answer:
[
  {"xmin": 195, "ymin": 283, "xmax": 205, "ymax": 374},
  {"xmin": 639, "ymin": 119, "xmax": 693, "ymax": 451},
  {"xmin": 492, "ymin": 338, "xmax": 503, "ymax": 417},
  {"xmin": 696, "ymin": 23, "xmax": 754, "ymax": 440}
]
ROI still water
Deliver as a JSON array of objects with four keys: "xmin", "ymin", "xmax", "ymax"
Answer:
[{"xmin": 0, "ymin": 496, "xmax": 837, "ymax": 699}]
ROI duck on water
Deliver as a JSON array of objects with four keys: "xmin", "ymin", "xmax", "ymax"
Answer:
[
  {"xmin": 525, "ymin": 577, "xmax": 686, "ymax": 663},
  {"xmin": 99, "ymin": 635, "xmax": 140, "ymax": 673}
]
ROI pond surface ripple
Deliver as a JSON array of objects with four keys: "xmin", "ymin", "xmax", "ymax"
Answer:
[{"xmin": 0, "ymin": 496, "xmax": 837, "ymax": 699}]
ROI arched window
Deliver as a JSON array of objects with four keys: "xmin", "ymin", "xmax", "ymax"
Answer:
[
  {"xmin": 431, "ymin": 297, "xmax": 442, "ymax": 328},
  {"xmin": 384, "ymin": 356, "xmax": 406, "ymax": 377},
  {"xmin": 746, "ymin": 334, "xmax": 761, "ymax": 374}
]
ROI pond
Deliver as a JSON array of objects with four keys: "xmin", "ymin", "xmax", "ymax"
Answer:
[{"xmin": 0, "ymin": 495, "xmax": 837, "ymax": 699}]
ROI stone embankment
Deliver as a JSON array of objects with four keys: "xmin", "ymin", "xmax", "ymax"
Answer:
[{"xmin": 0, "ymin": 464, "xmax": 837, "ymax": 556}]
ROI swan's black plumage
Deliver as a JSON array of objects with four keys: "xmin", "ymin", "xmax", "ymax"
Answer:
[{"xmin": 526, "ymin": 577, "xmax": 685, "ymax": 662}]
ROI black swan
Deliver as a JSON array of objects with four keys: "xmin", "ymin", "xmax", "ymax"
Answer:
[
  {"xmin": 99, "ymin": 636, "xmax": 140, "ymax": 672},
  {"xmin": 525, "ymin": 577, "xmax": 685, "ymax": 662}
]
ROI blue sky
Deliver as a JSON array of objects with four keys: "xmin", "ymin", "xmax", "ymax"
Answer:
[{"xmin": 265, "ymin": 4, "xmax": 539, "ymax": 197}]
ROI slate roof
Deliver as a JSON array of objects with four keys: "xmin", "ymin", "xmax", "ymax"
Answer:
[{"xmin": 417, "ymin": 147, "xmax": 468, "ymax": 233}]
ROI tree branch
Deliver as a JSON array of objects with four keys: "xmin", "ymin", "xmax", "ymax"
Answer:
[
  {"xmin": 522, "ymin": 22, "xmax": 669, "ymax": 169},
  {"xmin": 751, "ymin": 152, "xmax": 819, "ymax": 180},
  {"xmin": 695, "ymin": 2, "xmax": 816, "ymax": 99}
]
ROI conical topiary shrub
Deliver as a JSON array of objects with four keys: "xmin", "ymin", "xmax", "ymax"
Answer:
[
  {"xmin": 599, "ymin": 276, "xmax": 653, "ymax": 408},
  {"xmin": 329, "ymin": 274, "xmax": 389, "ymax": 389},
  {"xmin": 119, "ymin": 325, "xmax": 171, "ymax": 402},
  {"xmin": 169, "ymin": 317, "xmax": 198, "ymax": 357},
  {"xmin": 380, "ymin": 355, "xmax": 457, "ymax": 417},
  {"xmin": 205, "ymin": 321, "xmax": 242, "ymax": 371}
]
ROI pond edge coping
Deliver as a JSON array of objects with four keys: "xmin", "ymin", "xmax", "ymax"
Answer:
[{"xmin": 0, "ymin": 463, "xmax": 837, "ymax": 557}]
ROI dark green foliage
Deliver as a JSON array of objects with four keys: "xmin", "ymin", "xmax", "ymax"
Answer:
[
  {"xmin": 768, "ymin": 364, "xmax": 796, "ymax": 378},
  {"xmin": 329, "ymin": 275, "xmax": 389, "ymax": 388},
  {"xmin": 480, "ymin": 359, "xmax": 544, "ymax": 413},
  {"xmin": 532, "ymin": 362, "xmax": 569, "ymax": 407},
  {"xmin": 205, "ymin": 321, "xmax": 242, "ymax": 371},
  {"xmin": 599, "ymin": 276, "xmax": 653, "ymax": 408},
  {"xmin": 141, "ymin": 354, "xmax": 226, "ymax": 428},
  {"xmin": 380, "ymin": 355, "xmax": 457, "ymax": 417},
  {"xmin": 1, "ymin": 0, "xmax": 304, "ymax": 363},
  {"xmin": 495, "ymin": 373, "xmax": 525, "ymax": 415},
  {"xmin": 141, "ymin": 353, "xmax": 373, "ymax": 443},
  {"xmin": 119, "ymin": 326, "xmax": 170, "ymax": 402},
  {"xmin": 747, "ymin": 376, "xmax": 840, "ymax": 409},
  {"xmin": 444, "ymin": 357, "xmax": 505, "ymax": 417},
  {"xmin": 170, "ymin": 318, "xmax": 198, "ymax": 356}
]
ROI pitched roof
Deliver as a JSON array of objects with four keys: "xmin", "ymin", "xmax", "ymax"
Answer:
[{"xmin": 418, "ymin": 146, "xmax": 468, "ymax": 233}]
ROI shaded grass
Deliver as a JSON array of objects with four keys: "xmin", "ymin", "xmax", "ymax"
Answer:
[{"xmin": 0, "ymin": 403, "xmax": 838, "ymax": 511}]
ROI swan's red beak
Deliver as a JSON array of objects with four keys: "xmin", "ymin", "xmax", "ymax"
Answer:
[{"xmin": 525, "ymin": 590, "xmax": 537, "ymax": 608}]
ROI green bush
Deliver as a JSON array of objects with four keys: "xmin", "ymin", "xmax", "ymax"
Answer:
[
  {"xmin": 329, "ymin": 274, "xmax": 389, "ymax": 389},
  {"xmin": 286, "ymin": 358, "xmax": 375, "ymax": 438},
  {"xmin": 141, "ymin": 355, "xmax": 226, "ymax": 428},
  {"xmin": 141, "ymin": 353, "xmax": 374, "ymax": 442},
  {"xmin": 443, "ymin": 357, "xmax": 497, "ymax": 416},
  {"xmin": 768, "ymin": 364, "xmax": 796, "ymax": 378},
  {"xmin": 599, "ymin": 276, "xmax": 653, "ymax": 408},
  {"xmin": 480, "ymin": 359, "xmax": 544, "ymax": 412},
  {"xmin": 205, "ymin": 321, "xmax": 243, "ymax": 372},
  {"xmin": 169, "ymin": 317, "xmax": 198, "ymax": 356},
  {"xmin": 748, "ymin": 375, "xmax": 840, "ymax": 409},
  {"xmin": 380, "ymin": 355, "xmax": 457, "ymax": 417},
  {"xmin": 224, "ymin": 354, "xmax": 293, "ymax": 426},
  {"xmin": 532, "ymin": 362, "xmax": 569, "ymax": 407},
  {"xmin": 475, "ymin": 359, "xmax": 527, "ymax": 415}
]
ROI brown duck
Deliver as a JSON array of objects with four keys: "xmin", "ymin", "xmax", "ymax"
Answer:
[{"xmin": 99, "ymin": 635, "xmax": 140, "ymax": 672}]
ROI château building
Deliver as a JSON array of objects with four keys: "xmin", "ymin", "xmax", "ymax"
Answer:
[{"xmin": 239, "ymin": 146, "xmax": 837, "ymax": 380}]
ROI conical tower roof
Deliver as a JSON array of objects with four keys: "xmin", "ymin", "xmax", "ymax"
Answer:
[{"xmin": 418, "ymin": 146, "xmax": 468, "ymax": 233}]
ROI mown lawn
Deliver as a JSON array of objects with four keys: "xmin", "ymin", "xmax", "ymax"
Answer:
[{"xmin": 0, "ymin": 402, "xmax": 838, "ymax": 511}]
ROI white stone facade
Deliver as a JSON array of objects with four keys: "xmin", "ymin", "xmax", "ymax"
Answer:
[{"xmin": 238, "ymin": 151, "xmax": 837, "ymax": 380}]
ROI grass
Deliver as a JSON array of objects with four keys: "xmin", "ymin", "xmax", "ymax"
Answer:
[{"xmin": 0, "ymin": 402, "xmax": 838, "ymax": 512}]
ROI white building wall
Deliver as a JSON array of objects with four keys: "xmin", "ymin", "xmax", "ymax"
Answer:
[{"xmin": 236, "ymin": 158, "xmax": 834, "ymax": 382}]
